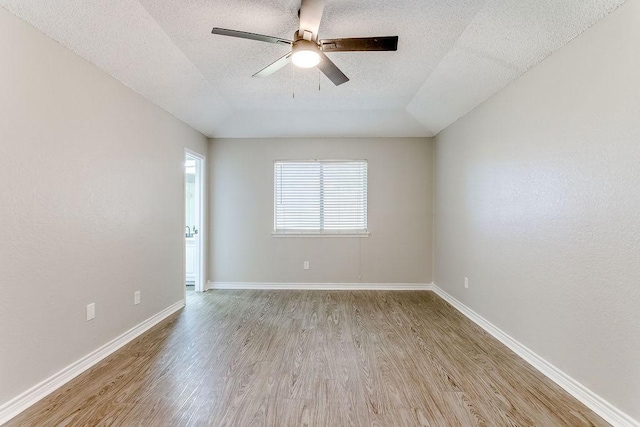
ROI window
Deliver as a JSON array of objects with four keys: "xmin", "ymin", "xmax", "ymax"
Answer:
[{"xmin": 274, "ymin": 160, "xmax": 368, "ymax": 236}]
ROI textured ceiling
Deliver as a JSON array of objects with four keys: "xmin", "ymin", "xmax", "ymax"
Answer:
[{"xmin": 0, "ymin": 0, "xmax": 626, "ymax": 138}]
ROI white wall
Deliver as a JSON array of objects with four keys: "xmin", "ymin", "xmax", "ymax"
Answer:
[
  {"xmin": 209, "ymin": 137, "xmax": 433, "ymax": 284},
  {"xmin": 0, "ymin": 8, "xmax": 207, "ymax": 407},
  {"xmin": 434, "ymin": 0, "xmax": 640, "ymax": 422}
]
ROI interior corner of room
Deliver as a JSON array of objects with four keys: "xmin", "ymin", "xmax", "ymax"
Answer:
[{"xmin": 0, "ymin": 0, "xmax": 638, "ymax": 425}]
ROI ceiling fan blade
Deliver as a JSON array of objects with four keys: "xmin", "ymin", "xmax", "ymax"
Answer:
[
  {"xmin": 317, "ymin": 51, "xmax": 349, "ymax": 86},
  {"xmin": 211, "ymin": 28, "xmax": 292, "ymax": 46},
  {"xmin": 298, "ymin": 0, "xmax": 325, "ymax": 40},
  {"xmin": 320, "ymin": 36, "xmax": 398, "ymax": 52},
  {"xmin": 253, "ymin": 52, "xmax": 293, "ymax": 78}
]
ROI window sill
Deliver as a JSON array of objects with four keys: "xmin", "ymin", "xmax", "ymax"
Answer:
[{"xmin": 272, "ymin": 231, "xmax": 370, "ymax": 238}]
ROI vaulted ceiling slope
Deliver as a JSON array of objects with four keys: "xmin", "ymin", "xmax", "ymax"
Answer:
[{"xmin": 1, "ymin": 0, "xmax": 626, "ymax": 138}]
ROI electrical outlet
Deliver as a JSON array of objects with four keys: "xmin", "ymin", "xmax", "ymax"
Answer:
[
  {"xmin": 86, "ymin": 303, "xmax": 95, "ymax": 321},
  {"xmin": 134, "ymin": 291, "xmax": 141, "ymax": 305},
  {"xmin": 304, "ymin": 261, "xmax": 310, "ymax": 270},
  {"xmin": 464, "ymin": 277, "xmax": 469, "ymax": 289}
]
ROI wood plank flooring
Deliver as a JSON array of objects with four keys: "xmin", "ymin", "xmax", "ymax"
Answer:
[{"xmin": 7, "ymin": 290, "xmax": 609, "ymax": 426}]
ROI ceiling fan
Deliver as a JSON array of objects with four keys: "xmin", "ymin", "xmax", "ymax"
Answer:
[{"xmin": 211, "ymin": 0, "xmax": 398, "ymax": 86}]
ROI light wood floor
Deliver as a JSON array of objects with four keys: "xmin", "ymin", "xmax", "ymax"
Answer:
[{"xmin": 7, "ymin": 290, "xmax": 608, "ymax": 426}]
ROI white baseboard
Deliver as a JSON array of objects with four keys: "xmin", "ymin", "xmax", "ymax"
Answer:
[
  {"xmin": 431, "ymin": 284, "xmax": 638, "ymax": 427},
  {"xmin": 0, "ymin": 300, "xmax": 185, "ymax": 426},
  {"xmin": 207, "ymin": 281, "xmax": 434, "ymax": 291}
]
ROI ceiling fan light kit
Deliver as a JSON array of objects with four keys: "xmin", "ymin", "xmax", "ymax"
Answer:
[
  {"xmin": 211, "ymin": 0, "xmax": 398, "ymax": 86},
  {"xmin": 291, "ymin": 39, "xmax": 321, "ymax": 68}
]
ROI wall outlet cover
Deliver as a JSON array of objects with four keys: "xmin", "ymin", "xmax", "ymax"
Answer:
[{"xmin": 86, "ymin": 303, "xmax": 95, "ymax": 321}]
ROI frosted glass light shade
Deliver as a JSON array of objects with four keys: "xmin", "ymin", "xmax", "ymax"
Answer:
[{"xmin": 292, "ymin": 50, "xmax": 320, "ymax": 68}]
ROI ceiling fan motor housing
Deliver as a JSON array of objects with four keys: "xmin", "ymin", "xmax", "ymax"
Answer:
[{"xmin": 292, "ymin": 39, "xmax": 319, "ymax": 53}]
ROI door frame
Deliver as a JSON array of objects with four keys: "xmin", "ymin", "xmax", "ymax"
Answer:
[{"xmin": 184, "ymin": 148, "xmax": 206, "ymax": 294}]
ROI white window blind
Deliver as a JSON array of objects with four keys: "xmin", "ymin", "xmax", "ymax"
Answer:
[{"xmin": 274, "ymin": 160, "xmax": 368, "ymax": 235}]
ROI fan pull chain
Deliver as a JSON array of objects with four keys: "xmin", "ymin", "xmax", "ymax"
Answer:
[{"xmin": 318, "ymin": 69, "xmax": 321, "ymax": 91}]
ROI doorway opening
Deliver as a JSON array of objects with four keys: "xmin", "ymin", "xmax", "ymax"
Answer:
[{"xmin": 185, "ymin": 149, "xmax": 205, "ymax": 293}]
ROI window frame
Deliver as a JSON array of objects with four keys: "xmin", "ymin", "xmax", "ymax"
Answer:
[{"xmin": 272, "ymin": 159, "xmax": 369, "ymax": 238}]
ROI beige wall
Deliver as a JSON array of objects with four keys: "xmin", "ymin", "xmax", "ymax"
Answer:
[
  {"xmin": 0, "ymin": 9, "xmax": 207, "ymax": 407},
  {"xmin": 209, "ymin": 137, "xmax": 433, "ymax": 284},
  {"xmin": 434, "ymin": 0, "xmax": 640, "ymax": 421}
]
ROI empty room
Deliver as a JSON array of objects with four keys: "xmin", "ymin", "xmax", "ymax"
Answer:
[{"xmin": 0, "ymin": 0, "xmax": 638, "ymax": 425}]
